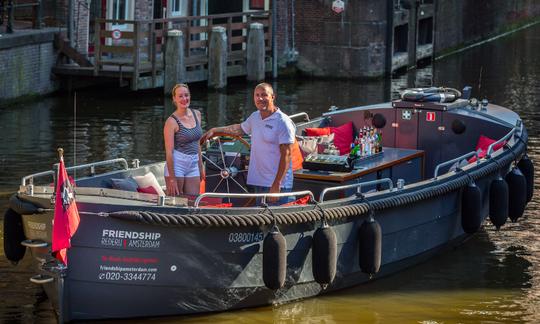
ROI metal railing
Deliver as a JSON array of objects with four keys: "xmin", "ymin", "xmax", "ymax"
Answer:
[
  {"xmin": 319, "ymin": 178, "xmax": 394, "ymax": 202},
  {"xmin": 194, "ymin": 190, "xmax": 315, "ymax": 207},
  {"xmin": 486, "ymin": 128, "xmax": 515, "ymax": 158},
  {"xmin": 21, "ymin": 158, "xmax": 129, "ymax": 186},
  {"xmin": 433, "ymin": 151, "xmax": 479, "ymax": 179},
  {"xmin": 289, "ymin": 112, "xmax": 310, "ymax": 122}
]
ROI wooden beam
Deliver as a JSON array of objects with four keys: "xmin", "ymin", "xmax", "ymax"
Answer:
[{"xmin": 54, "ymin": 34, "xmax": 93, "ymax": 67}]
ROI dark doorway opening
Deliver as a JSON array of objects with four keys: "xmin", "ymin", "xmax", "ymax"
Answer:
[
  {"xmin": 208, "ymin": 0, "xmax": 243, "ymax": 15},
  {"xmin": 394, "ymin": 24, "xmax": 408, "ymax": 53},
  {"xmin": 208, "ymin": 0, "xmax": 244, "ymax": 51},
  {"xmin": 418, "ymin": 17, "xmax": 433, "ymax": 45}
]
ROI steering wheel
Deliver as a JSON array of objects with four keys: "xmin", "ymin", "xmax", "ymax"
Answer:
[{"xmin": 201, "ymin": 132, "xmax": 251, "ymax": 195}]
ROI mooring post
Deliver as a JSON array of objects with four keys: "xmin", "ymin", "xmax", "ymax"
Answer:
[
  {"xmin": 247, "ymin": 22, "xmax": 265, "ymax": 82},
  {"xmin": 164, "ymin": 29, "xmax": 186, "ymax": 94},
  {"xmin": 208, "ymin": 26, "xmax": 227, "ymax": 89},
  {"xmin": 7, "ymin": 0, "xmax": 14, "ymax": 33},
  {"xmin": 407, "ymin": 1, "xmax": 418, "ymax": 69}
]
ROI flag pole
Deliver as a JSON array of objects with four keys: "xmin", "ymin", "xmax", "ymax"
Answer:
[
  {"xmin": 73, "ymin": 92, "xmax": 77, "ymax": 180},
  {"xmin": 55, "ymin": 147, "xmax": 64, "ymax": 196}
]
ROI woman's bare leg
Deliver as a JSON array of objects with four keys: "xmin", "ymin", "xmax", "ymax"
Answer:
[
  {"xmin": 175, "ymin": 176, "xmax": 186, "ymax": 195},
  {"xmin": 183, "ymin": 176, "xmax": 201, "ymax": 196}
]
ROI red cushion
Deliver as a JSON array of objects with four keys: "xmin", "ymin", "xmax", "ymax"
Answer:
[
  {"xmin": 282, "ymin": 195, "xmax": 311, "ymax": 206},
  {"xmin": 330, "ymin": 122, "xmax": 354, "ymax": 155},
  {"xmin": 185, "ymin": 194, "xmax": 229, "ymax": 207},
  {"xmin": 468, "ymin": 135, "xmax": 506, "ymax": 163},
  {"xmin": 291, "ymin": 139, "xmax": 304, "ymax": 171},
  {"xmin": 305, "ymin": 127, "xmax": 331, "ymax": 136},
  {"xmin": 137, "ymin": 186, "xmax": 159, "ymax": 195},
  {"xmin": 205, "ymin": 202, "xmax": 233, "ymax": 208}
]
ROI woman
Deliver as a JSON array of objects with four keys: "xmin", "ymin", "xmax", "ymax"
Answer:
[{"xmin": 164, "ymin": 83, "xmax": 205, "ymax": 196}]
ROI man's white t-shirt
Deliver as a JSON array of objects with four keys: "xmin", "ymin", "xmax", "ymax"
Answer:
[{"xmin": 241, "ymin": 108, "xmax": 296, "ymax": 188}]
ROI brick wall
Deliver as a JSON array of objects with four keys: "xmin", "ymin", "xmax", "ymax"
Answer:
[
  {"xmin": 135, "ymin": 0, "xmax": 154, "ymax": 20},
  {"xmin": 73, "ymin": 0, "xmax": 91, "ymax": 55},
  {"xmin": 0, "ymin": 30, "xmax": 58, "ymax": 102},
  {"xmin": 435, "ymin": 0, "xmax": 540, "ymax": 54},
  {"xmin": 286, "ymin": 0, "xmax": 389, "ymax": 77},
  {"xmin": 134, "ymin": 0, "xmax": 154, "ymax": 50},
  {"xmin": 276, "ymin": 0, "xmax": 540, "ymax": 77}
]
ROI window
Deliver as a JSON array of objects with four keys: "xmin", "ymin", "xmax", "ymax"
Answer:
[
  {"xmin": 171, "ymin": 0, "xmax": 188, "ymax": 17},
  {"xmin": 107, "ymin": 0, "xmax": 134, "ymax": 31},
  {"xmin": 250, "ymin": 0, "xmax": 265, "ymax": 10},
  {"xmin": 112, "ymin": 0, "xmax": 129, "ymax": 20}
]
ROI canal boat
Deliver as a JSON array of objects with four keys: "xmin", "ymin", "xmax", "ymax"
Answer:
[{"xmin": 2, "ymin": 87, "xmax": 534, "ymax": 322}]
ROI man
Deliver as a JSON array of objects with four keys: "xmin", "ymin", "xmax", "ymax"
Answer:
[{"xmin": 202, "ymin": 83, "xmax": 296, "ymax": 204}]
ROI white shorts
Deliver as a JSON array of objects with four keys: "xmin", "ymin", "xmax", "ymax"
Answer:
[{"xmin": 165, "ymin": 150, "xmax": 200, "ymax": 177}]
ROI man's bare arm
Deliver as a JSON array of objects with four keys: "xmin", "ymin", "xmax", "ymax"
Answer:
[
  {"xmin": 202, "ymin": 124, "xmax": 245, "ymax": 142},
  {"xmin": 270, "ymin": 143, "xmax": 293, "ymax": 195},
  {"xmin": 213, "ymin": 124, "xmax": 244, "ymax": 136}
]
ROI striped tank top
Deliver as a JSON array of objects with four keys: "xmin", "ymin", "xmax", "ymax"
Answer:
[{"xmin": 171, "ymin": 109, "xmax": 203, "ymax": 155}]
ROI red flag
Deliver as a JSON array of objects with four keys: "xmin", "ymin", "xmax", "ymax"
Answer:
[{"xmin": 52, "ymin": 156, "xmax": 80, "ymax": 265}]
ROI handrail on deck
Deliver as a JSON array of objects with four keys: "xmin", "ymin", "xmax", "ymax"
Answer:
[
  {"xmin": 21, "ymin": 158, "xmax": 129, "ymax": 186},
  {"xmin": 319, "ymin": 178, "xmax": 394, "ymax": 202},
  {"xmin": 486, "ymin": 128, "xmax": 515, "ymax": 158},
  {"xmin": 433, "ymin": 151, "xmax": 479, "ymax": 179},
  {"xmin": 289, "ymin": 112, "xmax": 310, "ymax": 122},
  {"xmin": 194, "ymin": 190, "xmax": 315, "ymax": 208}
]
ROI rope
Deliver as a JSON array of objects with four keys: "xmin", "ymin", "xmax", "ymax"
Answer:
[
  {"xmin": 314, "ymin": 202, "xmax": 327, "ymax": 226},
  {"xmin": 10, "ymin": 133, "xmax": 526, "ymax": 229}
]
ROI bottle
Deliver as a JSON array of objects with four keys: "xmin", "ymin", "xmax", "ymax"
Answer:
[
  {"xmin": 349, "ymin": 143, "xmax": 358, "ymax": 159},
  {"xmin": 362, "ymin": 133, "xmax": 369, "ymax": 156},
  {"xmin": 377, "ymin": 130, "xmax": 383, "ymax": 153},
  {"xmin": 370, "ymin": 128, "xmax": 376, "ymax": 155},
  {"xmin": 359, "ymin": 133, "xmax": 365, "ymax": 157}
]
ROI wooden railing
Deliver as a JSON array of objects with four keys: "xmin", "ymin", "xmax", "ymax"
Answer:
[
  {"xmin": 94, "ymin": 11, "xmax": 271, "ymax": 89},
  {"xmin": 0, "ymin": 0, "xmax": 42, "ymax": 33}
]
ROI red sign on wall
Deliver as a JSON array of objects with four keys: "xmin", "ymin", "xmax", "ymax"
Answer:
[{"xmin": 426, "ymin": 111, "xmax": 436, "ymax": 122}]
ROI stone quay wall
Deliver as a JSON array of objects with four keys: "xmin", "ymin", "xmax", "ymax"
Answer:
[{"xmin": 0, "ymin": 29, "xmax": 59, "ymax": 104}]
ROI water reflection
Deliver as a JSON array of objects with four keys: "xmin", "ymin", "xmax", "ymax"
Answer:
[{"xmin": 1, "ymin": 23, "xmax": 540, "ymax": 324}]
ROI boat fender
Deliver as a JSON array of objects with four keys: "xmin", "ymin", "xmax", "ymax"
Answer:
[
  {"xmin": 461, "ymin": 182, "xmax": 482, "ymax": 234},
  {"xmin": 505, "ymin": 167, "xmax": 527, "ymax": 222},
  {"xmin": 372, "ymin": 113, "xmax": 387, "ymax": 129},
  {"xmin": 312, "ymin": 223, "xmax": 337, "ymax": 285},
  {"xmin": 358, "ymin": 217, "xmax": 382, "ymax": 275},
  {"xmin": 9, "ymin": 194, "xmax": 41, "ymax": 215},
  {"xmin": 263, "ymin": 226, "xmax": 287, "ymax": 290},
  {"xmin": 517, "ymin": 155, "xmax": 534, "ymax": 203},
  {"xmin": 489, "ymin": 176, "xmax": 509, "ymax": 230},
  {"xmin": 3, "ymin": 208, "xmax": 27, "ymax": 264},
  {"xmin": 451, "ymin": 119, "xmax": 466, "ymax": 135}
]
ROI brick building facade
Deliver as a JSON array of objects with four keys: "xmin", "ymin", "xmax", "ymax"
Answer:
[{"xmin": 276, "ymin": 0, "xmax": 540, "ymax": 78}]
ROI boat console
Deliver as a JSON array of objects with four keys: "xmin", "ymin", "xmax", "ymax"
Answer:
[{"xmin": 293, "ymin": 147, "xmax": 424, "ymax": 200}]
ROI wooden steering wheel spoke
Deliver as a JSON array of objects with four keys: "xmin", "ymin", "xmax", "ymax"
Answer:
[{"xmin": 201, "ymin": 133, "xmax": 251, "ymax": 197}]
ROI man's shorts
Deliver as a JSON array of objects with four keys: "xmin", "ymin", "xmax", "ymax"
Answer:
[
  {"xmin": 164, "ymin": 150, "xmax": 200, "ymax": 177},
  {"xmin": 250, "ymin": 185, "xmax": 295, "ymax": 206}
]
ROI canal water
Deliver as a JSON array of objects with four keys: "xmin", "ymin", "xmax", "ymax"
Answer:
[{"xmin": 1, "ymin": 23, "xmax": 540, "ymax": 323}]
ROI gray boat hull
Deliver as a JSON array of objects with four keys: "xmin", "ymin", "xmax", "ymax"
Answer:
[{"xmin": 9, "ymin": 99, "xmax": 530, "ymax": 322}]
